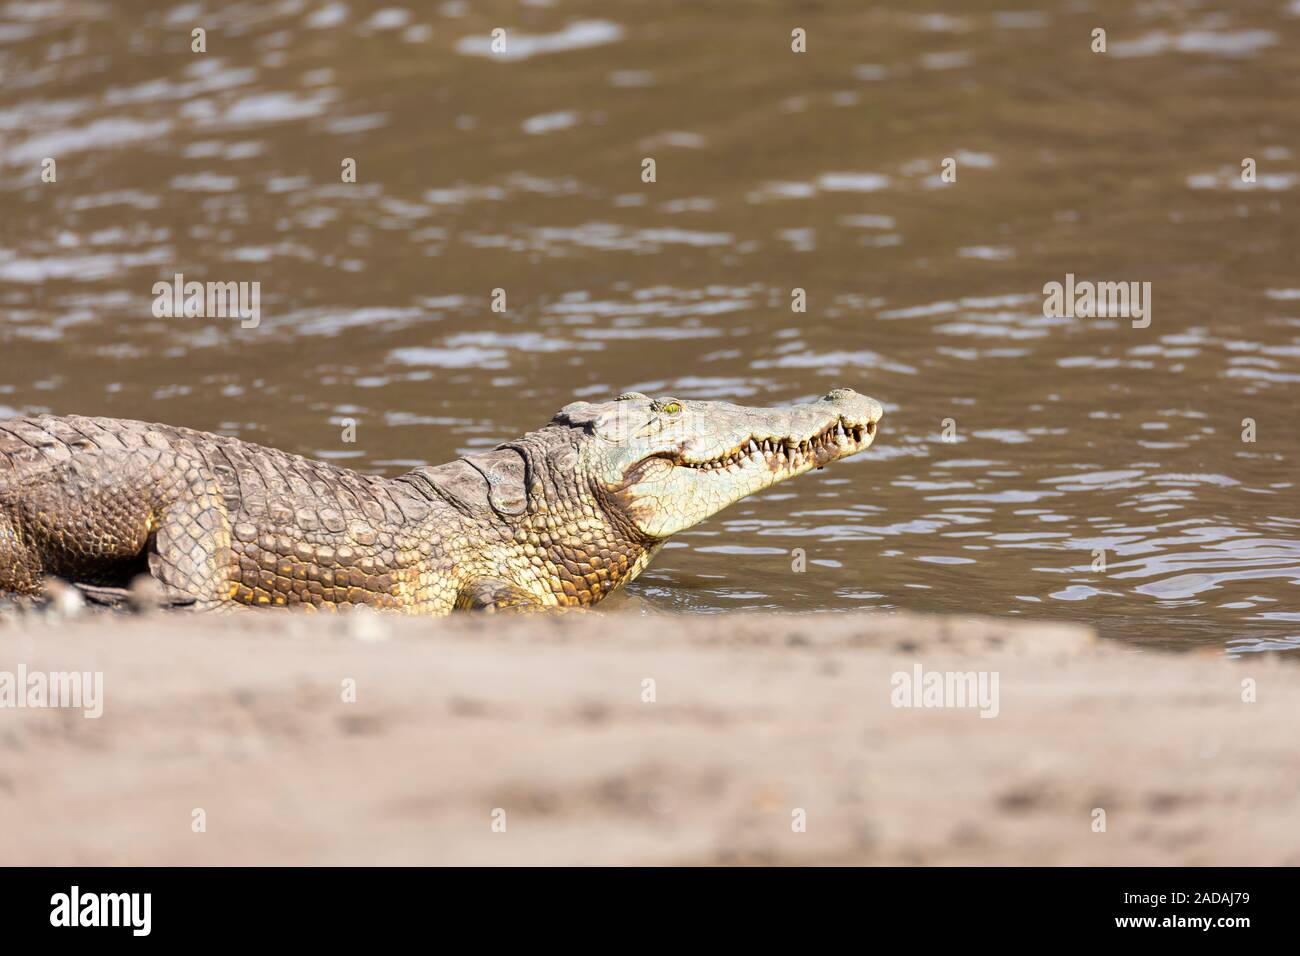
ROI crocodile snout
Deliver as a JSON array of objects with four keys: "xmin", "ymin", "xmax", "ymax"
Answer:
[{"xmin": 820, "ymin": 387, "xmax": 884, "ymax": 425}]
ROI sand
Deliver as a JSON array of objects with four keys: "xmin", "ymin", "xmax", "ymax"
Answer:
[{"xmin": 0, "ymin": 606, "xmax": 1296, "ymax": 865}]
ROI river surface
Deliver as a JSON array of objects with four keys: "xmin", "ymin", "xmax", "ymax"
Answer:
[{"xmin": 1, "ymin": 1, "xmax": 1298, "ymax": 652}]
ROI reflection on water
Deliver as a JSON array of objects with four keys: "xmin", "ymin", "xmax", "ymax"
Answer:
[{"xmin": 1, "ymin": 0, "xmax": 1298, "ymax": 653}]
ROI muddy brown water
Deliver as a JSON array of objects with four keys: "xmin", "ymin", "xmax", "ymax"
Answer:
[{"xmin": 1, "ymin": 1, "xmax": 1297, "ymax": 652}]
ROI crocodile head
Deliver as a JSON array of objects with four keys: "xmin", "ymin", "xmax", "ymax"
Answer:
[{"xmin": 555, "ymin": 388, "xmax": 884, "ymax": 539}]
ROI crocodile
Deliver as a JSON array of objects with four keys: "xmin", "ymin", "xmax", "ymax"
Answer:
[{"xmin": 0, "ymin": 389, "xmax": 883, "ymax": 614}]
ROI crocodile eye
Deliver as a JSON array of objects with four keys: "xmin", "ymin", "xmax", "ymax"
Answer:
[{"xmin": 659, "ymin": 400, "xmax": 682, "ymax": 415}]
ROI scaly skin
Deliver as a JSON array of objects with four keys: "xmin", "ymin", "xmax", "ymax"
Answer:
[{"xmin": 0, "ymin": 389, "xmax": 883, "ymax": 613}]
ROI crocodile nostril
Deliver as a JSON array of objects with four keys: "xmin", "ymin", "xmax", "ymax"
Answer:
[{"xmin": 824, "ymin": 387, "xmax": 857, "ymax": 402}]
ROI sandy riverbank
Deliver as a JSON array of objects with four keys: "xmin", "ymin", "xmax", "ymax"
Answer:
[{"xmin": 0, "ymin": 608, "xmax": 1295, "ymax": 865}]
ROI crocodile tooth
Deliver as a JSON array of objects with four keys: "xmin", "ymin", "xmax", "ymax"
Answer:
[{"xmin": 748, "ymin": 440, "xmax": 759, "ymax": 454}]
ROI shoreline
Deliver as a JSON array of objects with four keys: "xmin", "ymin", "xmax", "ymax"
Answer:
[{"xmin": 1, "ymin": 609, "xmax": 1296, "ymax": 865}]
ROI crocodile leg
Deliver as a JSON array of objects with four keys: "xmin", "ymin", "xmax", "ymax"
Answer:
[
  {"xmin": 456, "ymin": 578, "xmax": 549, "ymax": 612},
  {"xmin": 145, "ymin": 464, "xmax": 237, "ymax": 610},
  {"xmin": 0, "ymin": 438, "xmax": 236, "ymax": 608},
  {"xmin": 0, "ymin": 509, "xmax": 40, "ymax": 595}
]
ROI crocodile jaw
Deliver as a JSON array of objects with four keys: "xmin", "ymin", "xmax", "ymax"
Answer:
[{"xmin": 592, "ymin": 388, "xmax": 884, "ymax": 540}]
